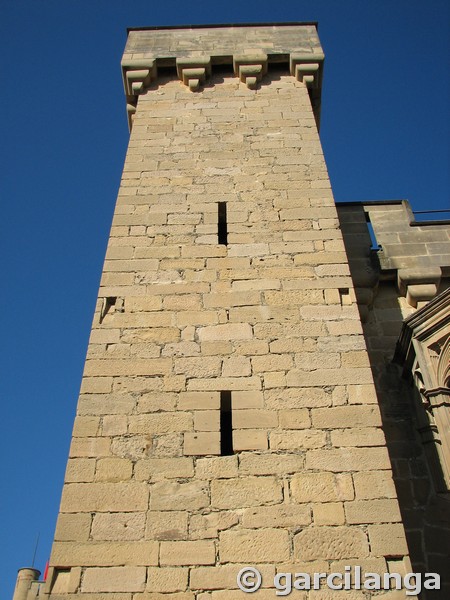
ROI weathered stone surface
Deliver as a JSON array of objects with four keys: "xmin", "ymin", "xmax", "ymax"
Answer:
[
  {"xmin": 242, "ymin": 504, "xmax": 311, "ymax": 528},
  {"xmin": 150, "ymin": 481, "xmax": 209, "ymax": 511},
  {"xmin": 41, "ymin": 24, "xmax": 419, "ymax": 600},
  {"xmin": 294, "ymin": 526, "xmax": 369, "ymax": 560},
  {"xmin": 91, "ymin": 513, "xmax": 146, "ymax": 541},
  {"xmin": 82, "ymin": 567, "xmax": 146, "ymax": 592},
  {"xmin": 54, "ymin": 513, "xmax": 91, "ymax": 542},
  {"xmin": 145, "ymin": 511, "xmax": 188, "ymax": 541},
  {"xmin": 60, "ymin": 483, "xmax": 149, "ymax": 512},
  {"xmin": 146, "ymin": 567, "xmax": 188, "ymax": 592},
  {"xmin": 51, "ymin": 541, "xmax": 158, "ymax": 566},
  {"xmin": 211, "ymin": 477, "xmax": 282, "ymax": 508},
  {"xmin": 160, "ymin": 541, "xmax": 216, "ymax": 566},
  {"xmin": 291, "ymin": 472, "xmax": 354, "ymax": 503},
  {"xmin": 368, "ymin": 524, "xmax": 409, "ymax": 556}
]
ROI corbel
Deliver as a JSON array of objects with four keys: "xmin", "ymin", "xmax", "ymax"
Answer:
[
  {"xmin": 176, "ymin": 57, "xmax": 211, "ymax": 91},
  {"xmin": 233, "ymin": 54, "xmax": 268, "ymax": 89},
  {"xmin": 290, "ymin": 53, "xmax": 324, "ymax": 88},
  {"xmin": 397, "ymin": 267, "xmax": 441, "ymax": 307},
  {"xmin": 121, "ymin": 59, "xmax": 157, "ymax": 96},
  {"xmin": 121, "ymin": 59, "xmax": 157, "ymax": 130}
]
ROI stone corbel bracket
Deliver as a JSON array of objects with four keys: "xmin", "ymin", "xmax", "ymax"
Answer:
[
  {"xmin": 290, "ymin": 53, "xmax": 324, "ymax": 127},
  {"xmin": 176, "ymin": 57, "xmax": 212, "ymax": 91},
  {"xmin": 121, "ymin": 59, "xmax": 157, "ymax": 130},
  {"xmin": 397, "ymin": 267, "xmax": 442, "ymax": 308},
  {"xmin": 290, "ymin": 53, "xmax": 324, "ymax": 87},
  {"xmin": 233, "ymin": 54, "xmax": 268, "ymax": 89}
]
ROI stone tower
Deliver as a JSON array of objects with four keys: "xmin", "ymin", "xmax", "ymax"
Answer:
[{"xmin": 18, "ymin": 23, "xmax": 445, "ymax": 599}]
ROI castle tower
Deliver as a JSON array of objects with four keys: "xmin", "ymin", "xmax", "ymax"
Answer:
[{"xmin": 36, "ymin": 24, "xmax": 419, "ymax": 598}]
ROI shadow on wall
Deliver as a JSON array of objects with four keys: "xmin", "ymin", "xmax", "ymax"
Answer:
[{"xmin": 337, "ymin": 203, "xmax": 450, "ymax": 600}]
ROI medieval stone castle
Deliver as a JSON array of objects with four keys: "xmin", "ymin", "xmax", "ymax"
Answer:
[{"xmin": 13, "ymin": 24, "xmax": 450, "ymax": 600}]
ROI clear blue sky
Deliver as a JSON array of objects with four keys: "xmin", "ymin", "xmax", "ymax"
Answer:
[{"xmin": 1, "ymin": 1, "xmax": 448, "ymax": 596}]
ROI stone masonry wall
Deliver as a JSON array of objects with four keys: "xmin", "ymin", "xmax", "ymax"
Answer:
[{"xmin": 42, "ymin": 27, "xmax": 413, "ymax": 600}]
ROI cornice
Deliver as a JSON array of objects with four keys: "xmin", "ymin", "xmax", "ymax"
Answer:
[{"xmin": 122, "ymin": 53, "xmax": 324, "ymax": 131}]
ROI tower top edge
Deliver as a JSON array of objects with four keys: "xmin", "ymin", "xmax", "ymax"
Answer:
[
  {"xmin": 123, "ymin": 23, "xmax": 323, "ymax": 64},
  {"xmin": 126, "ymin": 22, "xmax": 319, "ymax": 33}
]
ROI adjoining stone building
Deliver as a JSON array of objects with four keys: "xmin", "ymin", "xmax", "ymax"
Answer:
[{"xmin": 13, "ymin": 23, "xmax": 450, "ymax": 600}]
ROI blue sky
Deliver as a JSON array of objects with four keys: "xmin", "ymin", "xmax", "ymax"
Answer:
[{"xmin": 1, "ymin": 1, "xmax": 448, "ymax": 596}]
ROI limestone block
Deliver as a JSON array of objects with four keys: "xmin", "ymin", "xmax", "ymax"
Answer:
[
  {"xmin": 211, "ymin": 477, "xmax": 282, "ymax": 509},
  {"xmin": 146, "ymin": 567, "xmax": 188, "ymax": 592},
  {"xmin": 174, "ymin": 357, "xmax": 221, "ymax": 377},
  {"xmin": 347, "ymin": 384, "xmax": 379, "ymax": 405},
  {"xmin": 77, "ymin": 392, "xmax": 136, "ymax": 415},
  {"xmin": 270, "ymin": 429, "xmax": 326, "ymax": 450},
  {"xmin": 305, "ymin": 448, "xmax": 391, "ymax": 472},
  {"xmin": 287, "ymin": 368, "xmax": 373, "ymax": 387},
  {"xmin": 197, "ymin": 323, "xmax": 253, "ymax": 341},
  {"xmin": 95, "ymin": 458, "xmax": 133, "ymax": 482},
  {"xmin": 85, "ymin": 358, "xmax": 172, "ymax": 377},
  {"xmin": 80, "ymin": 377, "xmax": 114, "ymax": 394},
  {"xmin": 352, "ymin": 471, "xmax": 397, "ymax": 500},
  {"xmin": 291, "ymin": 472, "xmax": 354, "ymax": 503},
  {"xmin": 311, "ymin": 404, "xmax": 381, "ymax": 429},
  {"xmin": 69, "ymin": 437, "xmax": 110, "ymax": 458},
  {"xmin": 204, "ymin": 291, "xmax": 261, "ymax": 308},
  {"xmin": 195, "ymin": 456, "xmax": 238, "ymax": 479},
  {"xmin": 232, "ymin": 390, "xmax": 264, "ymax": 408},
  {"xmin": 51, "ymin": 541, "xmax": 158, "ymax": 566},
  {"xmin": 341, "ymin": 350, "xmax": 371, "ymax": 368},
  {"xmin": 194, "ymin": 410, "xmax": 220, "ymax": 432},
  {"xmin": 233, "ymin": 429, "xmax": 268, "ymax": 450},
  {"xmin": 345, "ymin": 499, "xmax": 402, "ymax": 524},
  {"xmin": 82, "ymin": 567, "xmax": 146, "ymax": 592},
  {"xmin": 150, "ymin": 480, "xmax": 209, "ymax": 511},
  {"xmin": 294, "ymin": 526, "xmax": 369, "ymax": 560},
  {"xmin": 54, "ymin": 513, "xmax": 91, "ymax": 542},
  {"xmin": 331, "ymin": 427, "xmax": 386, "ymax": 447},
  {"xmin": 233, "ymin": 409, "xmax": 278, "ymax": 429},
  {"xmin": 128, "ymin": 412, "xmax": 193, "ymax": 435},
  {"xmin": 263, "ymin": 372, "xmax": 287, "ymax": 389},
  {"xmin": 278, "ymin": 409, "xmax": 311, "ymax": 429},
  {"xmin": 184, "ymin": 432, "xmax": 221, "ymax": 456},
  {"xmin": 91, "ymin": 513, "xmax": 146, "ymax": 541},
  {"xmin": 178, "ymin": 391, "xmax": 220, "ymax": 410},
  {"xmin": 190, "ymin": 564, "xmax": 275, "ymax": 590},
  {"xmin": 220, "ymin": 528, "xmax": 290, "ymax": 562},
  {"xmin": 368, "ymin": 524, "xmax": 409, "ymax": 556},
  {"xmin": 239, "ymin": 453, "xmax": 304, "ymax": 476},
  {"xmin": 265, "ymin": 387, "xmax": 332, "ymax": 410},
  {"xmin": 145, "ymin": 511, "xmax": 188, "ymax": 541},
  {"xmin": 201, "ymin": 340, "xmax": 234, "ymax": 355},
  {"xmin": 134, "ymin": 458, "xmax": 194, "ymax": 481},
  {"xmin": 189, "ymin": 511, "xmax": 239, "ymax": 540},
  {"xmin": 65, "ymin": 458, "xmax": 96, "ymax": 483},
  {"xmin": 102, "ymin": 415, "xmax": 128, "ymax": 436},
  {"xmin": 313, "ymin": 502, "xmax": 345, "ymax": 525},
  {"xmin": 187, "ymin": 377, "xmax": 261, "ymax": 391},
  {"xmin": 294, "ymin": 351, "xmax": 341, "ymax": 371},
  {"xmin": 90, "ymin": 328, "xmax": 121, "ymax": 344},
  {"xmin": 228, "ymin": 243, "xmax": 269, "ymax": 257},
  {"xmin": 60, "ymin": 483, "xmax": 149, "ymax": 512},
  {"xmin": 242, "ymin": 504, "xmax": 311, "ymax": 528},
  {"xmin": 160, "ymin": 541, "xmax": 216, "ymax": 566},
  {"xmin": 221, "ymin": 356, "xmax": 252, "ymax": 377},
  {"xmin": 251, "ymin": 354, "xmax": 293, "ymax": 372}
]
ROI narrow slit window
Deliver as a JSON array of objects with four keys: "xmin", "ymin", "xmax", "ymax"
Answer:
[
  {"xmin": 218, "ymin": 202, "xmax": 228, "ymax": 245},
  {"xmin": 220, "ymin": 390, "xmax": 233, "ymax": 455}
]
